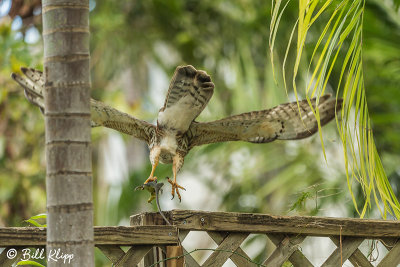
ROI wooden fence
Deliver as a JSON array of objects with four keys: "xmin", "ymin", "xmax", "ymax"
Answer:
[{"xmin": 1, "ymin": 210, "xmax": 400, "ymax": 266}]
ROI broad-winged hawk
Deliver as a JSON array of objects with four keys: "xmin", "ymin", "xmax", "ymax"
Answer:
[{"xmin": 12, "ymin": 65, "xmax": 342, "ymax": 201}]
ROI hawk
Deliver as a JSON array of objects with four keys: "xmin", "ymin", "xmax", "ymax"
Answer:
[{"xmin": 12, "ymin": 65, "xmax": 342, "ymax": 201}]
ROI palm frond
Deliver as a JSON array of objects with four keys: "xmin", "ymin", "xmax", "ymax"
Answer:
[{"xmin": 270, "ymin": 0, "xmax": 400, "ymax": 218}]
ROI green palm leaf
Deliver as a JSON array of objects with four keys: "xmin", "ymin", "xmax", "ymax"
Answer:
[{"xmin": 270, "ymin": 0, "xmax": 400, "ymax": 218}]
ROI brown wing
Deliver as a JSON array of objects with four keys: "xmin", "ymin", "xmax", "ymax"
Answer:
[
  {"xmin": 90, "ymin": 99, "xmax": 155, "ymax": 143},
  {"xmin": 157, "ymin": 65, "xmax": 214, "ymax": 133},
  {"xmin": 12, "ymin": 68, "xmax": 155, "ymax": 143},
  {"xmin": 187, "ymin": 95, "xmax": 342, "ymax": 148}
]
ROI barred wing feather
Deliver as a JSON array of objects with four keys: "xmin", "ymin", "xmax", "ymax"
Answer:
[
  {"xmin": 188, "ymin": 95, "xmax": 342, "ymax": 148},
  {"xmin": 12, "ymin": 68, "xmax": 155, "ymax": 143}
]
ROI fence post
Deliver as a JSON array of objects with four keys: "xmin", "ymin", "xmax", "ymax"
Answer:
[
  {"xmin": 131, "ymin": 212, "xmax": 168, "ymax": 267},
  {"xmin": 130, "ymin": 212, "xmax": 185, "ymax": 267},
  {"xmin": 166, "ymin": 244, "xmax": 184, "ymax": 267}
]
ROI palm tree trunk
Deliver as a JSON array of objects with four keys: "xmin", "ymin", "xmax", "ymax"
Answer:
[{"xmin": 42, "ymin": 0, "xmax": 94, "ymax": 265}]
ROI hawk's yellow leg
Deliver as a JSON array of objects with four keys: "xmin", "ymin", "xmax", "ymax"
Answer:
[
  {"xmin": 168, "ymin": 159, "xmax": 186, "ymax": 201},
  {"xmin": 144, "ymin": 155, "xmax": 159, "ymax": 184}
]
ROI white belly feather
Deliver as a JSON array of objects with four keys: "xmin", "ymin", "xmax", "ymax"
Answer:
[
  {"xmin": 157, "ymin": 134, "xmax": 178, "ymax": 164},
  {"xmin": 160, "ymin": 134, "xmax": 178, "ymax": 151}
]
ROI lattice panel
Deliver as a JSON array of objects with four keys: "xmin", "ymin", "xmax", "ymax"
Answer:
[
  {"xmin": 129, "ymin": 210, "xmax": 400, "ymax": 267},
  {"xmin": 1, "ymin": 236, "xmax": 398, "ymax": 266},
  {"xmin": 118, "ymin": 234, "xmax": 400, "ymax": 266}
]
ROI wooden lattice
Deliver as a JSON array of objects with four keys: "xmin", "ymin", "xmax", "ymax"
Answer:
[
  {"xmin": 1, "ymin": 210, "xmax": 400, "ymax": 266},
  {"xmin": 130, "ymin": 210, "xmax": 400, "ymax": 267}
]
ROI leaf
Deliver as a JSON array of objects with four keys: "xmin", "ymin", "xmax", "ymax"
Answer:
[
  {"xmin": 289, "ymin": 191, "xmax": 313, "ymax": 211},
  {"xmin": 29, "ymin": 213, "xmax": 47, "ymax": 220},
  {"xmin": 270, "ymin": 0, "xmax": 400, "ymax": 218},
  {"xmin": 24, "ymin": 213, "xmax": 47, "ymax": 227},
  {"xmin": 17, "ymin": 260, "xmax": 46, "ymax": 267}
]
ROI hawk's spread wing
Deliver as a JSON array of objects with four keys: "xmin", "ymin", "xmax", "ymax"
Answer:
[
  {"xmin": 157, "ymin": 65, "xmax": 214, "ymax": 133},
  {"xmin": 90, "ymin": 99, "xmax": 155, "ymax": 143},
  {"xmin": 187, "ymin": 95, "xmax": 342, "ymax": 148},
  {"xmin": 12, "ymin": 68, "xmax": 155, "ymax": 143}
]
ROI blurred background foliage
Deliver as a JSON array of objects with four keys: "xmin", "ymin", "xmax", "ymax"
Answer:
[{"xmin": 0, "ymin": 0, "xmax": 399, "ymax": 265}]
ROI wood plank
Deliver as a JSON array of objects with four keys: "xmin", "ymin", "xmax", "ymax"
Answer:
[
  {"xmin": 178, "ymin": 230, "xmax": 200, "ymax": 267},
  {"xmin": 181, "ymin": 247, "xmax": 200, "ymax": 267},
  {"xmin": 379, "ymin": 237, "xmax": 398, "ymax": 251},
  {"xmin": 96, "ymin": 226, "xmax": 178, "ymax": 245},
  {"xmin": 321, "ymin": 237, "xmax": 364, "ymax": 267},
  {"xmin": 201, "ymin": 233, "xmax": 248, "ymax": 267},
  {"xmin": 143, "ymin": 247, "xmax": 157, "ymax": 267},
  {"xmin": 267, "ymin": 234, "xmax": 313, "ymax": 267},
  {"xmin": 131, "ymin": 211, "xmax": 171, "ymax": 226},
  {"xmin": 115, "ymin": 245, "xmax": 153, "ymax": 267},
  {"xmin": 96, "ymin": 245, "xmax": 125, "ymax": 264},
  {"xmin": 178, "ymin": 230, "xmax": 190, "ymax": 240},
  {"xmin": 377, "ymin": 240, "xmax": 400, "ymax": 267},
  {"xmin": 130, "ymin": 210, "xmax": 169, "ymax": 266},
  {"xmin": 0, "ymin": 227, "xmax": 46, "ymax": 246},
  {"xmin": 263, "ymin": 235, "xmax": 306, "ymax": 266},
  {"xmin": 166, "ymin": 245, "xmax": 184, "ymax": 267},
  {"xmin": 330, "ymin": 236, "xmax": 373, "ymax": 267},
  {"xmin": 145, "ymin": 210, "xmax": 400, "ymax": 238},
  {"xmin": 207, "ymin": 231, "xmax": 257, "ymax": 267},
  {"xmin": 0, "ymin": 226, "xmax": 178, "ymax": 246}
]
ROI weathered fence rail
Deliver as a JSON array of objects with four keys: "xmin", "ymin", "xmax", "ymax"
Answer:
[
  {"xmin": 0, "ymin": 225, "xmax": 178, "ymax": 266},
  {"xmin": 0, "ymin": 226, "xmax": 178, "ymax": 246},
  {"xmin": 1, "ymin": 210, "xmax": 400, "ymax": 266}
]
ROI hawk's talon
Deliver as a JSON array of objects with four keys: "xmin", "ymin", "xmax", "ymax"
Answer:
[
  {"xmin": 144, "ymin": 176, "xmax": 157, "ymax": 184},
  {"xmin": 167, "ymin": 177, "xmax": 186, "ymax": 202}
]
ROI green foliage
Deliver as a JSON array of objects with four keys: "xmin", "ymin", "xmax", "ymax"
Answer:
[
  {"xmin": 17, "ymin": 260, "xmax": 46, "ymax": 267},
  {"xmin": 0, "ymin": 18, "xmax": 45, "ymax": 226},
  {"xmin": 24, "ymin": 213, "xmax": 46, "ymax": 227},
  {"xmin": 270, "ymin": 0, "xmax": 400, "ymax": 218},
  {"xmin": 289, "ymin": 191, "xmax": 313, "ymax": 212}
]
